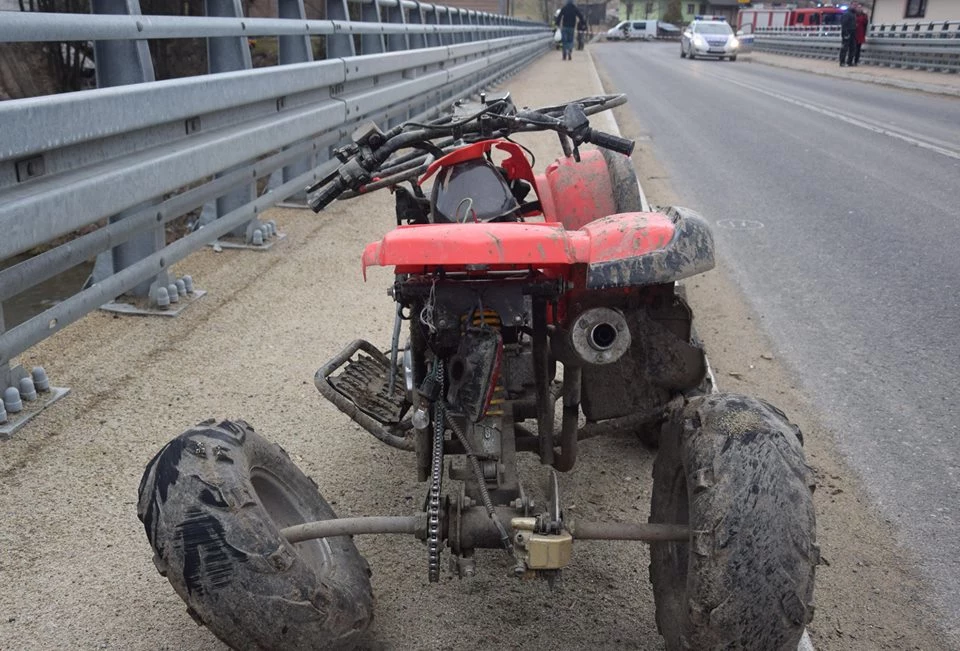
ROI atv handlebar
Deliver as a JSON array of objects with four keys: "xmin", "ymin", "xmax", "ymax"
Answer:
[
  {"xmin": 307, "ymin": 93, "xmax": 633, "ymax": 212},
  {"xmin": 583, "ymin": 129, "xmax": 635, "ymax": 157},
  {"xmin": 308, "ymin": 175, "xmax": 348, "ymax": 212}
]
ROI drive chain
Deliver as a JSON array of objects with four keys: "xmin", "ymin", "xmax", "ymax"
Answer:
[{"xmin": 427, "ymin": 359, "xmax": 445, "ymax": 583}]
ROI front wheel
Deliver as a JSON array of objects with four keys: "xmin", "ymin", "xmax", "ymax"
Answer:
[
  {"xmin": 649, "ymin": 394, "xmax": 817, "ymax": 651},
  {"xmin": 730, "ymin": 55, "xmax": 738, "ymax": 61},
  {"xmin": 138, "ymin": 419, "xmax": 374, "ymax": 650},
  {"xmin": 680, "ymin": 47, "xmax": 687, "ymax": 58}
]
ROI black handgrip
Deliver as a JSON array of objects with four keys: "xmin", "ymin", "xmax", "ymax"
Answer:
[
  {"xmin": 584, "ymin": 129, "xmax": 635, "ymax": 157},
  {"xmin": 308, "ymin": 176, "xmax": 346, "ymax": 212}
]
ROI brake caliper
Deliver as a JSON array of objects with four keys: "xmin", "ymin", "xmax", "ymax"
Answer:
[{"xmin": 511, "ymin": 516, "xmax": 573, "ymax": 577}]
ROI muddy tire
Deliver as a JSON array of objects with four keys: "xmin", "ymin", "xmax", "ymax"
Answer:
[
  {"xmin": 602, "ymin": 147, "xmax": 645, "ymax": 214},
  {"xmin": 137, "ymin": 419, "xmax": 374, "ymax": 650},
  {"xmin": 649, "ymin": 394, "xmax": 816, "ymax": 651}
]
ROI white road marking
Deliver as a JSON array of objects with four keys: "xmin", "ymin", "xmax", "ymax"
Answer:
[{"xmin": 718, "ymin": 76, "xmax": 960, "ymax": 162}]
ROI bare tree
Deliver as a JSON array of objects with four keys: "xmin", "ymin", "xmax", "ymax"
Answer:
[
  {"xmin": 663, "ymin": 0, "xmax": 682, "ymax": 24},
  {"xmin": 17, "ymin": 0, "xmax": 95, "ymax": 92}
]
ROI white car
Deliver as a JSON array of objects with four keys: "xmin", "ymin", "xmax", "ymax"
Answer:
[
  {"xmin": 606, "ymin": 20, "xmax": 657, "ymax": 41},
  {"xmin": 680, "ymin": 16, "xmax": 740, "ymax": 61}
]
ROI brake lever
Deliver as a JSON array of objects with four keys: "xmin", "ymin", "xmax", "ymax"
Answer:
[{"xmin": 562, "ymin": 103, "xmax": 590, "ymax": 145}]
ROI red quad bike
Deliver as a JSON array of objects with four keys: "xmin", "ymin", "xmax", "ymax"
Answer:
[{"xmin": 138, "ymin": 93, "xmax": 817, "ymax": 650}]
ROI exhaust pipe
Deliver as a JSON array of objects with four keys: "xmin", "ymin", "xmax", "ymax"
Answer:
[{"xmin": 568, "ymin": 307, "xmax": 631, "ymax": 366}]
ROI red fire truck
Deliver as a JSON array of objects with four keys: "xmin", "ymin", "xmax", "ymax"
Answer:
[{"xmin": 737, "ymin": 5, "xmax": 846, "ymax": 33}]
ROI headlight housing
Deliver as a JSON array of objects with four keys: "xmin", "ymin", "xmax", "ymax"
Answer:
[
  {"xmin": 693, "ymin": 35, "xmax": 707, "ymax": 48},
  {"xmin": 729, "ymin": 37, "xmax": 740, "ymax": 49}
]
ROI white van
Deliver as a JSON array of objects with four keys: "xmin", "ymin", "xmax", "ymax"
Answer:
[{"xmin": 606, "ymin": 20, "xmax": 657, "ymax": 41}]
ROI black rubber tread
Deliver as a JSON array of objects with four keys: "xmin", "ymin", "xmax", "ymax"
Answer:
[
  {"xmin": 137, "ymin": 419, "xmax": 374, "ymax": 650},
  {"xmin": 601, "ymin": 147, "xmax": 644, "ymax": 215},
  {"xmin": 649, "ymin": 394, "xmax": 817, "ymax": 651}
]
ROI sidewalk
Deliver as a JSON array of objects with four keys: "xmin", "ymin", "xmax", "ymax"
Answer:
[{"xmin": 743, "ymin": 50, "xmax": 960, "ymax": 97}]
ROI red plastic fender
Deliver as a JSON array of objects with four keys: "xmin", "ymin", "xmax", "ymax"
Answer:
[
  {"xmin": 360, "ymin": 212, "xmax": 677, "ymax": 278},
  {"xmin": 535, "ymin": 149, "xmax": 617, "ymax": 231}
]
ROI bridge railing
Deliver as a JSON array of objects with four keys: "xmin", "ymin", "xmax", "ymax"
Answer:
[
  {"xmin": 749, "ymin": 21, "xmax": 960, "ymax": 72},
  {"xmin": 0, "ymin": 3, "xmax": 550, "ymax": 429}
]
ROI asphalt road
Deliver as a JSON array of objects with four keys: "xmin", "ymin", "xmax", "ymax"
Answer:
[{"xmin": 593, "ymin": 40, "xmax": 960, "ymax": 642}]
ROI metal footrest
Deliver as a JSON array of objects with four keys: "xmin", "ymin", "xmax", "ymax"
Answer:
[
  {"xmin": 315, "ymin": 340, "xmax": 414, "ymax": 452},
  {"xmin": 329, "ymin": 345, "xmax": 407, "ymax": 425}
]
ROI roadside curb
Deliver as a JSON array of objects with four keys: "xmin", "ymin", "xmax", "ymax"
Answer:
[{"xmin": 586, "ymin": 48, "xmax": 650, "ymax": 212}]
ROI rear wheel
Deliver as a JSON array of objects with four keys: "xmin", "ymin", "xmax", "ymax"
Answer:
[
  {"xmin": 601, "ymin": 147, "xmax": 644, "ymax": 215},
  {"xmin": 649, "ymin": 394, "xmax": 817, "ymax": 651},
  {"xmin": 138, "ymin": 419, "xmax": 374, "ymax": 650},
  {"xmin": 730, "ymin": 55, "xmax": 738, "ymax": 61}
]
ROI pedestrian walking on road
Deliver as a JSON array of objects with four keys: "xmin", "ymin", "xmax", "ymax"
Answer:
[
  {"xmin": 555, "ymin": 0, "xmax": 586, "ymax": 61},
  {"xmin": 839, "ymin": 6, "xmax": 857, "ymax": 67},
  {"xmin": 854, "ymin": 5, "xmax": 869, "ymax": 65}
]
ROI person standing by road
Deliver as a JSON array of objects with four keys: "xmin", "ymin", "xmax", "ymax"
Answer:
[
  {"xmin": 854, "ymin": 5, "xmax": 869, "ymax": 66},
  {"xmin": 839, "ymin": 5, "xmax": 857, "ymax": 67},
  {"xmin": 555, "ymin": 0, "xmax": 586, "ymax": 61}
]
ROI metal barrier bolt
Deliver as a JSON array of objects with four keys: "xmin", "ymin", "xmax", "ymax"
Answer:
[
  {"xmin": 252, "ymin": 229, "xmax": 264, "ymax": 246},
  {"xmin": 182, "ymin": 276, "xmax": 195, "ymax": 295},
  {"xmin": 31, "ymin": 367, "xmax": 50, "ymax": 393},
  {"xmin": 167, "ymin": 284, "xmax": 180, "ymax": 304},
  {"xmin": 3, "ymin": 387, "xmax": 23, "ymax": 413},
  {"xmin": 156, "ymin": 286, "xmax": 171, "ymax": 309},
  {"xmin": 268, "ymin": 220, "xmax": 278, "ymax": 235},
  {"xmin": 19, "ymin": 377, "xmax": 37, "ymax": 402},
  {"xmin": 175, "ymin": 279, "xmax": 187, "ymax": 296}
]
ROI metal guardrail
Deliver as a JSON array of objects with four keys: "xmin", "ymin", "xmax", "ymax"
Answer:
[
  {"xmin": 751, "ymin": 21, "xmax": 960, "ymax": 72},
  {"xmin": 0, "ymin": 2, "xmax": 550, "ymax": 428}
]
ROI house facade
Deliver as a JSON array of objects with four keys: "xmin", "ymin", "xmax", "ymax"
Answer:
[
  {"xmin": 870, "ymin": 0, "xmax": 960, "ymax": 24},
  {"xmin": 621, "ymin": 0, "xmax": 740, "ymax": 24}
]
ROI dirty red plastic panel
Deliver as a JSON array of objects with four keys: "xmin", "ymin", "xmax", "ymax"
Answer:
[
  {"xmin": 362, "ymin": 222, "xmax": 581, "ymax": 278},
  {"xmin": 535, "ymin": 150, "xmax": 616, "ymax": 231},
  {"xmin": 580, "ymin": 212, "xmax": 675, "ymax": 263},
  {"xmin": 361, "ymin": 212, "xmax": 678, "ymax": 278}
]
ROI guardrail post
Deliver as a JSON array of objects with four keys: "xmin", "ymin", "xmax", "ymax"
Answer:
[
  {"xmin": 408, "ymin": 1, "xmax": 426, "ymax": 49},
  {"xmin": 360, "ymin": 0, "xmax": 387, "ymax": 53},
  {"xmin": 384, "ymin": 0, "xmax": 410, "ymax": 52},
  {"xmin": 205, "ymin": 0, "xmax": 256, "ymax": 240},
  {"xmin": 0, "ymin": 305, "xmax": 9, "ymax": 392},
  {"xmin": 453, "ymin": 9, "xmax": 465, "ymax": 44},
  {"xmin": 383, "ymin": 0, "xmax": 409, "ymax": 128},
  {"xmin": 325, "ymin": 0, "xmax": 356, "ymax": 57},
  {"xmin": 425, "ymin": 4, "xmax": 442, "ymax": 48},
  {"xmin": 279, "ymin": 0, "xmax": 315, "ymax": 204},
  {"xmin": 443, "ymin": 8, "xmax": 457, "ymax": 45},
  {"xmin": 407, "ymin": 1, "xmax": 427, "ymax": 120},
  {"xmin": 87, "ymin": 0, "xmax": 166, "ymax": 298}
]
